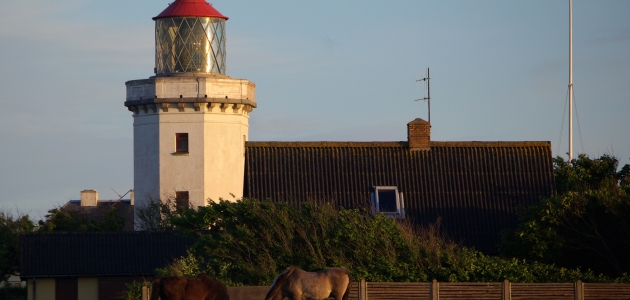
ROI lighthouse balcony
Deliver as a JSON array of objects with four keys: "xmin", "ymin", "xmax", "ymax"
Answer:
[{"xmin": 124, "ymin": 75, "xmax": 256, "ymax": 112}]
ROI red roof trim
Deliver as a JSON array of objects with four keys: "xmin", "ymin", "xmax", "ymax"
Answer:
[{"xmin": 153, "ymin": 0, "xmax": 228, "ymax": 20}]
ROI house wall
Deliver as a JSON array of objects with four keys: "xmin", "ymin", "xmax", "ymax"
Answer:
[
  {"xmin": 27, "ymin": 278, "xmax": 55, "ymax": 300},
  {"xmin": 99, "ymin": 276, "xmax": 149, "ymax": 300},
  {"xmin": 77, "ymin": 278, "xmax": 98, "ymax": 300},
  {"xmin": 26, "ymin": 277, "xmax": 134, "ymax": 300}
]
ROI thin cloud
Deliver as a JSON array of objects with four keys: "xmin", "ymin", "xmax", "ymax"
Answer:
[
  {"xmin": 0, "ymin": 1, "xmax": 152, "ymax": 60},
  {"xmin": 588, "ymin": 29, "xmax": 630, "ymax": 45}
]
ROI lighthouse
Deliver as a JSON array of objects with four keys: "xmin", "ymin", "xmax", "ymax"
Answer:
[{"xmin": 124, "ymin": 0, "xmax": 256, "ymax": 208}]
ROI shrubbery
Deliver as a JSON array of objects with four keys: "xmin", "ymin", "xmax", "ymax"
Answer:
[
  {"xmin": 501, "ymin": 154, "xmax": 630, "ymax": 277},
  {"xmin": 0, "ymin": 286, "xmax": 27, "ymax": 299},
  {"xmin": 0, "ymin": 210, "xmax": 35, "ymax": 284},
  {"xmin": 120, "ymin": 280, "xmax": 152, "ymax": 300},
  {"xmin": 153, "ymin": 198, "xmax": 630, "ymax": 285},
  {"xmin": 37, "ymin": 206, "xmax": 125, "ymax": 232}
]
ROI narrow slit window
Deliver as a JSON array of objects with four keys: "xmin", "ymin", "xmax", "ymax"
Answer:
[{"xmin": 176, "ymin": 133, "xmax": 189, "ymax": 153}]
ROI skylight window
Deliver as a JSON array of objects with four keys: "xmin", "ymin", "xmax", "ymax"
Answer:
[{"xmin": 371, "ymin": 186, "xmax": 405, "ymax": 219}]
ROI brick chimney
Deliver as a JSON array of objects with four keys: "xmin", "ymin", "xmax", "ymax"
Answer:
[
  {"xmin": 80, "ymin": 190, "xmax": 98, "ymax": 206},
  {"xmin": 407, "ymin": 118, "xmax": 431, "ymax": 150}
]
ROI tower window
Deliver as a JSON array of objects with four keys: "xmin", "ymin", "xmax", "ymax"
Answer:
[
  {"xmin": 175, "ymin": 133, "xmax": 189, "ymax": 153},
  {"xmin": 370, "ymin": 186, "xmax": 405, "ymax": 219},
  {"xmin": 175, "ymin": 191, "xmax": 189, "ymax": 208}
]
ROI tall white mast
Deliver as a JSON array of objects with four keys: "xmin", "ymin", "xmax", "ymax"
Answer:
[{"xmin": 569, "ymin": 0, "xmax": 573, "ymax": 161}]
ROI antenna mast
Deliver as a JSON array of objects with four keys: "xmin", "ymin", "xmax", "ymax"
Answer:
[
  {"xmin": 415, "ymin": 68, "xmax": 431, "ymax": 122},
  {"xmin": 569, "ymin": 0, "xmax": 573, "ymax": 161}
]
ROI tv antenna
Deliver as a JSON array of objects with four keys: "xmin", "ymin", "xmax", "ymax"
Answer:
[
  {"xmin": 415, "ymin": 68, "xmax": 431, "ymax": 122},
  {"xmin": 111, "ymin": 188, "xmax": 132, "ymax": 202}
]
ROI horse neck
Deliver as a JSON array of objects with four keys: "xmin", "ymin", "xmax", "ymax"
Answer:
[{"xmin": 265, "ymin": 268, "xmax": 298, "ymax": 300}]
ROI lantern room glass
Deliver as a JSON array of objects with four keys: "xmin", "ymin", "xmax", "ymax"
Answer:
[{"xmin": 155, "ymin": 17, "xmax": 226, "ymax": 75}]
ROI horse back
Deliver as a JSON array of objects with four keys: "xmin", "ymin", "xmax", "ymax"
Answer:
[
  {"xmin": 293, "ymin": 268, "xmax": 351, "ymax": 300},
  {"xmin": 320, "ymin": 268, "xmax": 351, "ymax": 300},
  {"xmin": 156, "ymin": 276, "xmax": 188, "ymax": 300},
  {"xmin": 196, "ymin": 274, "xmax": 229, "ymax": 300}
]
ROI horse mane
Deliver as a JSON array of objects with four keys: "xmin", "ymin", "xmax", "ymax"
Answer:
[{"xmin": 264, "ymin": 267, "xmax": 298, "ymax": 300}]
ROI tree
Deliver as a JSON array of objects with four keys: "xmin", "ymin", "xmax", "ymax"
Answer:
[
  {"xmin": 0, "ymin": 209, "xmax": 35, "ymax": 283},
  {"xmin": 134, "ymin": 196, "xmax": 193, "ymax": 231},
  {"xmin": 501, "ymin": 154, "xmax": 630, "ymax": 276},
  {"xmin": 1, "ymin": 203, "xmax": 125, "ymax": 285},
  {"xmin": 37, "ymin": 205, "xmax": 125, "ymax": 232}
]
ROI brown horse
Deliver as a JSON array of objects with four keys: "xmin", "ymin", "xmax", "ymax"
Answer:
[
  {"xmin": 150, "ymin": 274, "xmax": 229, "ymax": 300},
  {"xmin": 265, "ymin": 267, "xmax": 352, "ymax": 300}
]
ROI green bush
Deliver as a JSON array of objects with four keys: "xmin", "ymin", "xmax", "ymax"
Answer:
[
  {"xmin": 155, "ymin": 198, "xmax": 629, "ymax": 284},
  {"xmin": 0, "ymin": 286, "xmax": 27, "ymax": 299},
  {"xmin": 501, "ymin": 154, "xmax": 630, "ymax": 277},
  {"xmin": 37, "ymin": 206, "xmax": 125, "ymax": 232},
  {"xmin": 0, "ymin": 209, "xmax": 35, "ymax": 283},
  {"xmin": 120, "ymin": 280, "xmax": 152, "ymax": 300}
]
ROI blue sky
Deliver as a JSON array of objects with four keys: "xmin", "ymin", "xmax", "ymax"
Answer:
[{"xmin": 1, "ymin": 0, "xmax": 628, "ymax": 219}]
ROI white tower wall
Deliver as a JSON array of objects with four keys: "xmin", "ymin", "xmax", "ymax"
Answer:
[
  {"xmin": 126, "ymin": 75, "xmax": 255, "ymax": 208},
  {"xmin": 133, "ymin": 114, "xmax": 160, "ymax": 203}
]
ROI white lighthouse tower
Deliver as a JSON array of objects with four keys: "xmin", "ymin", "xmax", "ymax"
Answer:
[{"xmin": 125, "ymin": 0, "xmax": 256, "ymax": 208}]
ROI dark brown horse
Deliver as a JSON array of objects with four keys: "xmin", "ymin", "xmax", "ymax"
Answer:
[
  {"xmin": 150, "ymin": 274, "xmax": 229, "ymax": 300},
  {"xmin": 265, "ymin": 267, "xmax": 352, "ymax": 300}
]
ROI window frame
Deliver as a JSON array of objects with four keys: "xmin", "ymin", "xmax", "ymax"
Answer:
[
  {"xmin": 175, "ymin": 133, "xmax": 189, "ymax": 153},
  {"xmin": 370, "ymin": 186, "xmax": 405, "ymax": 219},
  {"xmin": 175, "ymin": 191, "xmax": 189, "ymax": 209}
]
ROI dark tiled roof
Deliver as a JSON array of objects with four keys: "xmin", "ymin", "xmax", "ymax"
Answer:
[
  {"xmin": 61, "ymin": 200, "xmax": 135, "ymax": 231},
  {"xmin": 20, "ymin": 231, "xmax": 196, "ymax": 278},
  {"xmin": 244, "ymin": 141, "xmax": 554, "ymax": 254}
]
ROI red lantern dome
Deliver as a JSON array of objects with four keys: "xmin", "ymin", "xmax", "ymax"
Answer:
[
  {"xmin": 153, "ymin": 0, "xmax": 228, "ymax": 20},
  {"xmin": 153, "ymin": 0, "xmax": 229, "ymax": 74}
]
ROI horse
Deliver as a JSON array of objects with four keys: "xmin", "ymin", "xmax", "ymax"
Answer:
[
  {"xmin": 264, "ymin": 267, "xmax": 352, "ymax": 300},
  {"xmin": 150, "ymin": 273, "xmax": 229, "ymax": 300}
]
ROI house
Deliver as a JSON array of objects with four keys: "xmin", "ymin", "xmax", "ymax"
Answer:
[
  {"xmin": 51, "ymin": 190, "xmax": 135, "ymax": 231},
  {"xmin": 243, "ymin": 119, "xmax": 555, "ymax": 254},
  {"xmin": 20, "ymin": 231, "xmax": 196, "ymax": 300},
  {"xmin": 0, "ymin": 274, "xmax": 25, "ymax": 288}
]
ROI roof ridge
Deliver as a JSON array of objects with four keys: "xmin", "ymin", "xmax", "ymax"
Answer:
[{"xmin": 245, "ymin": 141, "xmax": 551, "ymax": 148}]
